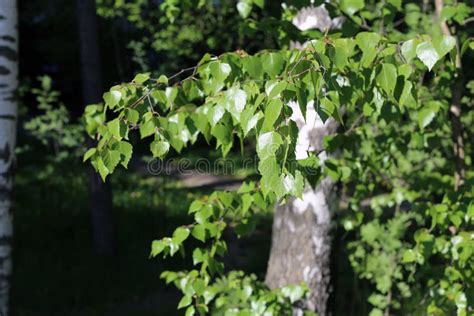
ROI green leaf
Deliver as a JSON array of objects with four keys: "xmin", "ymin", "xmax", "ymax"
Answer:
[
  {"xmin": 281, "ymin": 284, "xmax": 306, "ymax": 304},
  {"xmin": 118, "ymin": 141, "xmax": 133, "ymax": 168},
  {"xmin": 376, "ymin": 63, "xmax": 398, "ymax": 95},
  {"xmin": 165, "ymin": 87, "xmax": 178, "ymax": 109},
  {"xmin": 208, "ymin": 105, "xmax": 225, "ymax": 127},
  {"xmin": 160, "ymin": 271, "xmax": 178, "ymax": 284},
  {"xmin": 257, "ymin": 131, "xmax": 283, "ymax": 160},
  {"xmin": 210, "ymin": 62, "xmax": 231, "ymax": 82},
  {"xmin": 195, "ymin": 205, "xmax": 213, "ymax": 224},
  {"xmin": 418, "ymin": 111, "xmax": 435, "ymax": 129},
  {"xmin": 126, "ymin": 109, "xmax": 139, "ymax": 124},
  {"xmin": 218, "ymin": 192, "xmax": 233, "ymax": 208},
  {"xmin": 192, "ymin": 224, "xmax": 206, "ymax": 242},
  {"xmin": 241, "ymin": 193, "xmax": 253, "ymax": 216},
  {"xmin": 380, "ymin": 45, "xmax": 396, "ymax": 57},
  {"xmin": 417, "ymin": 101, "xmax": 440, "ymax": 129},
  {"xmin": 140, "ymin": 119, "xmax": 156, "ymax": 138},
  {"xmin": 402, "ymin": 249, "xmax": 417, "ymax": 263},
  {"xmin": 296, "ymin": 84, "xmax": 308, "ymax": 120},
  {"xmin": 172, "ymin": 227, "xmax": 190, "ymax": 244},
  {"xmin": 97, "ymin": 157, "xmax": 109, "ymax": 181},
  {"xmin": 356, "ymin": 32, "xmax": 381, "ymax": 67},
  {"xmin": 192, "ymin": 248, "xmax": 206, "ymax": 265},
  {"xmin": 83, "ymin": 148, "xmax": 96, "ymax": 162},
  {"xmin": 455, "ymin": 292, "xmax": 467, "ymax": 316},
  {"xmin": 265, "ymin": 80, "xmax": 287, "ymax": 99},
  {"xmin": 237, "ymin": 0, "xmax": 252, "ymax": 18},
  {"xmin": 195, "ymin": 304, "xmax": 209, "ymax": 314},
  {"xmin": 241, "ymin": 107, "xmax": 262, "ymax": 137},
  {"xmin": 254, "ymin": 0, "xmax": 264, "ymax": 8},
  {"xmin": 178, "ymin": 295, "xmax": 192, "ymax": 309},
  {"xmin": 387, "ymin": 0, "xmax": 401, "ymax": 9},
  {"xmin": 433, "ymin": 35, "xmax": 456, "ymax": 58},
  {"xmin": 282, "ymin": 171, "xmax": 305, "ymax": 198},
  {"xmin": 340, "ymin": 0, "xmax": 364, "ymax": 15},
  {"xmin": 401, "ymin": 39, "xmax": 420, "ymax": 62},
  {"xmin": 331, "ymin": 38, "xmax": 355, "ymax": 70},
  {"xmin": 133, "ymin": 73, "xmax": 150, "ymax": 84},
  {"xmin": 192, "ymin": 278, "xmax": 206, "ymax": 295},
  {"xmin": 397, "ymin": 80, "xmax": 413, "ymax": 108},
  {"xmin": 398, "ymin": 64, "xmax": 413, "ymax": 78},
  {"xmin": 259, "ymin": 157, "xmax": 284, "ymax": 198},
  {"xmin": 189, "ymin": 200, "xmax": 203, "ymax": 214},
  {"xmin": 168, "ymin": 241, "xmax": 179, "ymax": 256},
  {"xmin": 150, "ymin": 140, "xmax": 170, "ymax": 158},
  {"xmin": 103, "ymin": 150, "xmax": 121, "ymax": 174},
  {"xmin": 262, "ymin": 99, "xmax": 282, "ymax": 132},
  {"xmin": 185, "ymin": 306, "xmax": 195, "ymax": 316},
  {"xmin": 158, "ymin": 75, "xmax": 168, "ymax": 85},
  {"xmin": 258, "ymin": 156, "xmax": 278, "ymax": 179},
  {"xmin": 242, "ymin": 56, "xmax": 263, "ymax": 79},
  {"xmin": 416, "ymin": 41, "xmax": 440, "ymax": 71},
  {"xmin": 262, "ymin": 52, "xmax": 285, "ymax": 77},
  {"xmin": 224, "ymin": 86, "xmax": 247, "ymax": 120},
  {"xmin": 212, "ymin": 124, "xmax": 233, "ymax": 155},
  {"xmin": 449, "ymin": 212, "xmax": 462, "ymax": 228},
  {"xmin": 151, "ymin": 240, "xmax": 166, "ymax": 257},
  {"xmin": 192, "ymin": 108, "xmax": 211, "ymax": 141},
  {"xmin": 205, "ymin": 222, "xmax": 220, "ymax": 238},
  {"xmin": 103, "ymin": 90, "xmax": 122, "ymax": 108},
  {"xmin": 238, "ymin": 182, "xmax": 255, "ymax": 194},
  {"xmin": 317, "ymin": 98, "xmax": 341, "ymax": 123},
  {"xmin": 107, "ymin": 118, "xmax": 121, "ymax": 139}
]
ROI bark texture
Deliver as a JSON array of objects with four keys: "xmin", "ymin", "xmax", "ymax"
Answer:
[
  {"xmin": 76, "ymin": 0, "xmax": 115, "ymax": 256},
  {"xmin": 0, "ymin": 1, "xmax": 17, "ymax": 314},
  {"xmin": 265, "ymin": 102, "xmax": 338, "ymax": 315},
  {"xmin": 265, "ymin": 5, "xmax": 340, "ymax": 316}
]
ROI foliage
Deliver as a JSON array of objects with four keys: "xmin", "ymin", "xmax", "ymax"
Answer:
[
  {"xmin": 95, "ymin": 0, "xmax": 276, "ymax": 75},
  {"xmin": 84, "ymin": 0, "xmax": 473, "ymax": 315},
  {"xmin": 23, "ymin": 76, "xmax": 84, "ymax": 160}
]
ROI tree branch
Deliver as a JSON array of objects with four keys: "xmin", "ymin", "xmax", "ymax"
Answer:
[{"xmin": 463, "ymin": 16, "xmax": 474, "ymax": 25}]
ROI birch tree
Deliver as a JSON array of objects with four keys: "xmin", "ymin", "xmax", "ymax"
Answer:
[
  {"xmin": 265, "ymin": 5, "xmax": 342, "ymax": 315},
  {"xmin": 82, "ymin": 0, "xmax": 470, "ymax": 314},
  {"xmin": 0, "ymin": 1, "xmax": 17, "ymax": 314}
]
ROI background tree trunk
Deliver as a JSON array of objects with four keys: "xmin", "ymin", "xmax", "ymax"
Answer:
[
  {"xmin": 434, "ymin": 0, "xmax": 466, "ymax": 190},
  {"xmin": 265, "ymin": 5, "xmax": 341, "ymax": 316},
  {"xmin": 0, "ymin": 1, "xmax": 18, "ymax": 314},
  {"xmin": 76, "ymin": 0, "xmax": 115, "ymax": 256}
]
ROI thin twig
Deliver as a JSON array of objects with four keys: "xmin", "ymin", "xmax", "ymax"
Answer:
[
  {"xmin": 345, "ymin": 114, "xmax": 364, "ymax": 135},
  {"xmin": 167, "ymin": 66, "xmax": 198, "ymax": 81}
]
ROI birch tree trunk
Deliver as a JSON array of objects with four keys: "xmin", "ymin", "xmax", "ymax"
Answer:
[
  {"xmin": 0, "ymin": 1, "xmax": 18, "ymax": 314},
  {"xmin": 265, "ymin": 6, "xmax": 341, "ymax": 316},
  {"xmin": 77, "ymin": 0, "xmax": 115, "ymax": 256}
]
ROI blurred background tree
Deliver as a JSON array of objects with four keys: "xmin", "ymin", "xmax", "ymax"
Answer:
[{"xmin": 14, "ymin": 0, "xmax": 277, "ymax": 315}]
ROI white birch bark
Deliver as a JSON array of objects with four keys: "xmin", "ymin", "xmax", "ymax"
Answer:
[
  {"xmin": 265, "ymin": 5, "xmax": 341, "ymax": 316},
  {"xmin": 0, "ymin": 1, "xmax": 18, "ymax": 315}
]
